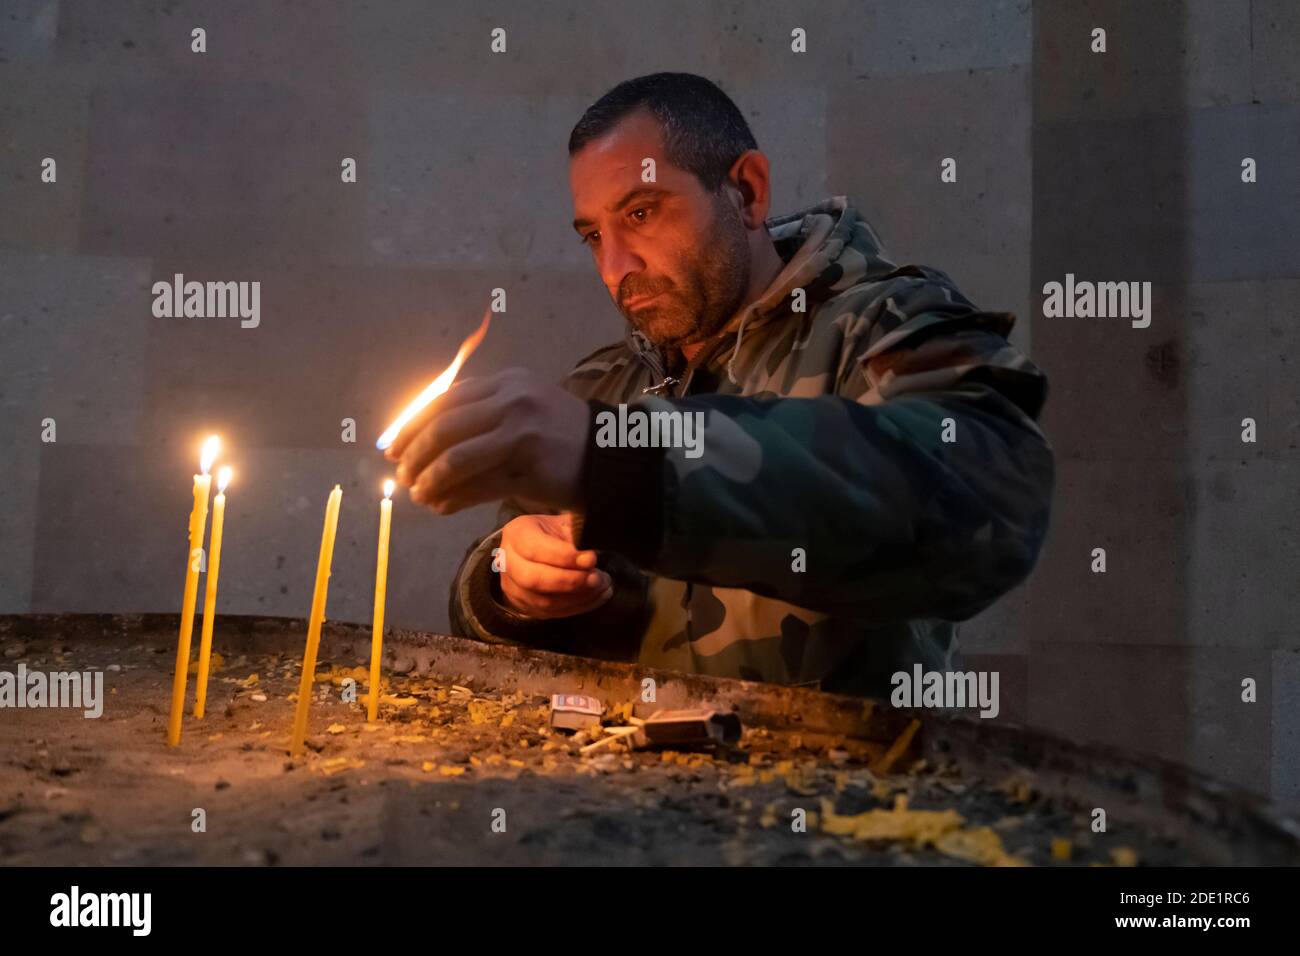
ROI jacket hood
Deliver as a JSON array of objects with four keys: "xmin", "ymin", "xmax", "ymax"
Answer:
[{"xmin": 625, "ymin": 196, "xmax": 897, "ymax": 384}]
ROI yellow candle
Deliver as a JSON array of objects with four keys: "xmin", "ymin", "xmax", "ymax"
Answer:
[
  {"xmin": 367, "ymin": 480, "xmax": 395, "ymax": 721},
  {"xmin": 168, "ymin": 435, "xmax": 220, "ymax": 747},
  {"xmin": 193, "ymin": 466, "xmax": 232, "ymax": 719},
  {"xmin": 290, "ymin": 484, "xmax": 343, "ymax": 756}
]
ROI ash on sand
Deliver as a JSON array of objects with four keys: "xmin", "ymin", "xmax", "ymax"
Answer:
[{"xmin": 0, "ymin": 621, "xmax": 1180, "ymax": 866}]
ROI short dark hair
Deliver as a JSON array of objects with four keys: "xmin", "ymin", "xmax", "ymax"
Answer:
[{"xmin": 568, "ymin": 73, "xmax": 758, "ymax": 192}]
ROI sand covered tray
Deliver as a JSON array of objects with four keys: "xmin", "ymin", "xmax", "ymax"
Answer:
[{"xmin": 1, "ymin": 614, "xmax": 1297, "ymax": 867}]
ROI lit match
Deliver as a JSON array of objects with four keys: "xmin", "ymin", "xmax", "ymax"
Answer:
[{"xmin": 375, "ymin": 308, "xmax": 493, "ymax": 451}]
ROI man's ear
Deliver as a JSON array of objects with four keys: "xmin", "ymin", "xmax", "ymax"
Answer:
[{"xmin": 727, "ymin": 149, "xmax": 773, "ymax": 229}]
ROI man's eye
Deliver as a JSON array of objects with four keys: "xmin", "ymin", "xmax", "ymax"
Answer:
[
  {"xmin": 629, "ymin": 207, "xmax": 651, "ymax": 224},
  {"xmin": 578, "ymin": 232, "xmax": 599, "ymax": 246}
]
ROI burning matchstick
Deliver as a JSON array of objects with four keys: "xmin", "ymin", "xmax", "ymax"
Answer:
[{"xmin": 375, "ymin": 307, "xmax": 493, "ymax": 451}]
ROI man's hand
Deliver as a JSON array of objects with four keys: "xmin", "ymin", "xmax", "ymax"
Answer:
[
  {"xmin": 385, "ymin": 368, "xmax": 590, "ymax": 514},
  {"xmin": 495, "ymin": 513, "xmax": 613, "ymax": 619}
]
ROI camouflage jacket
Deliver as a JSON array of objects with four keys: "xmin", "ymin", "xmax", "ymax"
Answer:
[{"xmin": 449, "ymin": 196, "xmax": 1054, "ymax": 697}]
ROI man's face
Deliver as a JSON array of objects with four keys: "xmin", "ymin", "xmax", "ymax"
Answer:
[{"xmin": 569, "ymin": 110, "xmax": 751, "ymax": 353}]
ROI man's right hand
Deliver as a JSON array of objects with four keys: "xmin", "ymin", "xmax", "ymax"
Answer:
[{"xmin": 496, "ymin": 513, "xmax": 614, "ymax": 619}]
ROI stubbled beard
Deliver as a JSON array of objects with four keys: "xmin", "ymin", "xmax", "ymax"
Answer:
[{"xmin": 620, "ymin": 196, "xmax": 751, "ymax": 354}]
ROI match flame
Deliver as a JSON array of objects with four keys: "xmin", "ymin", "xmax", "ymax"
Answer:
[
  {"xmin": 383, "ymin": 478, "xmax": 395, "ymax": 499},
  {"xmin": 199, "ymin": 435, "xmax": 220, "ymax": 475},
  {"xmin": 217, "ymin": 466, "xmax": 232, "ymax": 493},
  {"xmin": 375, "ymin": 308, "xmax": 492, "ymax": 450}
]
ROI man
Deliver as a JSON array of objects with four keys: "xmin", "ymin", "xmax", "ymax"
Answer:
[{"xmin": 386, "ymin": 73, "xmax": 1054, "ymax": 697}]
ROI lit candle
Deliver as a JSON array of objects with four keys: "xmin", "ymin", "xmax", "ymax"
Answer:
[
  {"xmin": 193, "ymin": 466, "xmax": 232, "ymax": 719},
  {"xmin": 168, "ymin": 435, "xmax": 220, "ymax": 747},
  {"xmin": 289, "ymin": 484, "xmax": 343, "ymax": 756},
  {"xmin": 367, "ymin": 479, "xmax": 395, "ymax": 722}
]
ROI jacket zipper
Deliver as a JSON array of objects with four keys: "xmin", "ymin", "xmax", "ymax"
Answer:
[{"xmin": 641, "ymin": 376, "xmax": 680, "ymax": 396}]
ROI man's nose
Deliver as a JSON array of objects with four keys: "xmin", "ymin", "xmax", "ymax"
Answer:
[{"xmin": 597, "ymin": 233, "xmax": 643, "ymax": 299}]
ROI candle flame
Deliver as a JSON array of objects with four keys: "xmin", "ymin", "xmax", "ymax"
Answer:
[
  {"xmin": 376, "ymin": 308, "xmax": 492, "ymax": 450},
  {"xmin": 200, "ymin": 435, "xmax": 220, "ymax": 475},
  {"xmin": 383, "ymin": 478, "xmax": 395, "ymax": 499},
  {"xmin": 217, "ymin": 466, "xmax": 233, "ymax": 492}
]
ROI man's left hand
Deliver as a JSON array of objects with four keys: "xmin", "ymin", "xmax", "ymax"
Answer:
[{"xmin": 384, "ymin": 367, "xmax": 590, "ymax": 515}]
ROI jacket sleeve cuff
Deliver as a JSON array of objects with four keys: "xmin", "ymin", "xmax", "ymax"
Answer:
[{"xmin": 574, "ymin": 400, "xmax": 667, "ymax": 567}]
